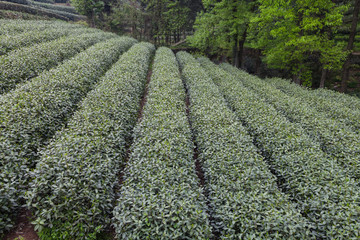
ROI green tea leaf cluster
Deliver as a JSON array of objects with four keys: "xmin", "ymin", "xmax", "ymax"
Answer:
[
  {"xmin": 0, "ymin": 24, "xmax": 89, "ymax": 55},
  {"xmin": 221, "ymin": 64, "xmax": 360, "ymax": 182},
  {"xmin": 113, "ymin": 47, "xmax": 212, "ymax": 240},
  {"xmin": 177, "ymin": 51, "xmax": 313, "ymax": 239},
  {"xmin": 267, "ymin": 77, "xmax": 360, "ymax": 134},
  {"xmin": 0, "ymin": 37, "xmax": 136, "ymax": 237},
  {"xmin": 0, "ymin": 29, "xmax": 116, "ymax": 94},
  {"xmin": 27, "ymin": 42, "xmax": 153, "ymax": 240},
  {"xmin": 199, "ymin": 57, "xmax": 360, "ymax": 239}
]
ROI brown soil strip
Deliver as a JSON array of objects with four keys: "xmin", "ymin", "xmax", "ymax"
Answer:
[
  {"xmin": 137, "ymin": 64, "xmax": 153, "ymax": 121},
  {"xmin": 183, "ymin": 80, "xmax": 220, "ymax": 240},
  {"xmin": 3, "ymin": 208, "xmax": 39, "ymax": 240}
]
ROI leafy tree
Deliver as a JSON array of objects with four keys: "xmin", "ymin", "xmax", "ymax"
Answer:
[
  {"xmin": 141, "ymin": 0, "xmax": 193, "ymax": 44},
  {"xmin": 71, "ymin": 0, "xmax": 105, "ymax": 26},
  {"xmin": 340, "ymin": 0, "xmax": 360, "ymax": 92},
  {"xmin": 107, "ymin": 0, "xmax": 148, "ymax": 39},
  {"xmin": 188, "ymin": 0, "xmax": 256, "ymax": 67},
  {"xmin": 250, "ymin": 0, "xmax": 348, "ymax": 86}
]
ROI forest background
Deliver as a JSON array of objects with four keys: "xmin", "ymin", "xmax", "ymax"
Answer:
[{"xmin": 71, "ymin": 0, "xmax": 360, "ymax": 95}]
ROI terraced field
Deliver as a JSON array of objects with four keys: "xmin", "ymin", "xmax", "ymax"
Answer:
[{"xmin": 1, "ymin": 20, "xmax": 360, "ymax": 240}]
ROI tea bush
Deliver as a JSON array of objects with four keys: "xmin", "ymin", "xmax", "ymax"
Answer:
[
  {"xmin": 27, "ymin": 42, "xmax": 153, "ymax": 240},
  {"xmin": 0, "ymin": 37, "xmax": 136, "ymax": 237},
  {"xmin": 0, "ymin": 30, "xmax": 115, "ymax": 94},
  {"xmin": 177, "ymin": 51, "xmax": 314, "ymax": 239},
  {"xmin": 199, "ymin": 57, "xmax": 360, "ymax": 239},
  {"xmin": 113, "ymin": 47, "xmax": 212, "ymax": 239}
]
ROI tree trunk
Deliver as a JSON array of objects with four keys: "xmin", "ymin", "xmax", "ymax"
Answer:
[
  {"xmin": 232, "ymin": 37, "xmax": 239, "ymax": 68},
  {"xmin": 341, "ymin": 0, "xmax": 360, "ymax": 92},
  {"xmin": 239, "ymin": 28, "xmax": 247, "ymax": 69},
  {"xmin": 255, "ymin": 49, "xmax": 262, "ymax": 76},
  {"xmin": 319, "ymin": 68, "xmax": 327, "ymax": 88},
  {"xmin": 293, "ymin": 74, "xmax": 301, "ymax": 85}
]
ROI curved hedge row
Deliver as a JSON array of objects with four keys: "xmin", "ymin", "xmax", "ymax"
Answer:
[
  {"xmin": 33, "ymin": 0, "xmax": 54, "ymax": 4},
  {"xmin": 267, "ymin": 77, "xmax": 360, "ymax": 134},
  {"xmin": 27, "ymin": 42, "xmax": 153, "ymax": 240},
  {"xmin": 0, "ymin": 1, "xmax": 70, "ymax": 20},
  {"xmin": 113, "ymin": 47, "xmax": 212, "ymax": 239},
  {"xmin": 2, "ymin": 0, "xmax": 30, "ymax": 5},
  {"xmin": 276, "ymin": 78, "xmax": 360, "ymax": 112},
  {"xmin": 221, "ymin": 64, "xmax": 360, "ymax": 181},
  {"xmin": 30, "ymin": 1, "xmax": 77, "ymax": 14},
  {"xmin": 0, "ymin": 19, "xmax": 76, "ymax": 35},
  {"xmin": 177, "ymin": 52, "xmax": 313, "ymax": 239},
  {"xmin": 0, "ymin": 25, "xmax": 91, "ymax": 55},
  {"xmin": 29, "ymin": 2, "xmax": 85, "ymax": 21},
  {"xmin": 0, "ymin": 30, "xmax": 115, "ymax": 94},
  {"xmin": 199, "ymin": 57, "xmax": 360, "ymax": 239},
  {"xmin": 0, "ymin": 37, "xmax": 136, "ymax": 237}
]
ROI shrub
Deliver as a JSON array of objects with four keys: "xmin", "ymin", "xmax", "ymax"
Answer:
[
  {"xmin": 221, "ymin": 64, "xmax": 360, "ymax": 181},
  {"xmin": 33, "ymin": 0, "xmax": 55, "ymax": 4},
  {"xmin": 267, "ymin": 77, "xmax": 360, "ymax": 134},
  {"xmin": 113, "ymin": 47, "xmax": 212, "ymax": 239},
  {"xmin": 0, "ymin": 1, "xmax": 69, "ymax": 20},
  {"xmin": 0, "ymin": 24, "xmax": 89, "ymax": 55},
  {"xmin": 0, "ymin": 30, "xmax": 115, "ymax": 94},
  {"xmin": 30, "ymin": 1, "xmax": 77, "ymax": 14},
  {"xmin": 177, "ymin": 51, "xmax": 314, "ymax": 239},
  {"xmin": 0, "ymin": 37, "xmax": 136, "ymax": 237},
  {"xmin": 0, "ymin": 19, "xmax": 81, "ymax": 35},
  {"xmin": 27, "ymin": 42, "xmax": 153, "ymax": 240},
  {"xmin": 198, "ymin": 57, "xmax": 360, "ymax": 239}
]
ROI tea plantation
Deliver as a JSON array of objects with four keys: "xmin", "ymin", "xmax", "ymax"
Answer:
[{"xmin": 1, "ymin": 20, "xmax": 360, "ymax": 240}]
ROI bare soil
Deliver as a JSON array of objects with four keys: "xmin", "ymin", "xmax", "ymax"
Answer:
[{"xmin": 3, "ymin": 209, "xmax": 39, "ymax": 240}]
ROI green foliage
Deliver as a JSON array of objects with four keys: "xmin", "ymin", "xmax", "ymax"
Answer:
[
  {"xmin": 0, "ymin": 1, "xmax": 77, "ymax": 21},
  {"xmin": 0, "ymin": 28, "xmax": 111, "ymax": 94},
  {"xmin": 200, "ymin": 58, "xmax": 360, "ymax": 239},
  {"xmin": 250, "ymin": 0, "xmax": 348, "ymax": 81},
  {"xmin": 223, "ymin": 64, "xmax": 360, "ymax": 183},
  {"xmin": 313, "ymin": 85, "xmax": 360, "ymax": 111},
  {"xmin": 113, "ymin": 47, "xmax": 212, "ymax": 239},
  {"xmin": 107, "ymin": 1, "xmax": 147, "ymax": 37},
  {"xmin": 30, "ymin": 1, "xmax": 78, "ymax": 14},
  {"xmin": 0, "ymin": 19, "xmax": 67, "ymax": 35},
  {"xmin": 70, "ymin": 0, "xmax": 104, "ymax": 19},
  {"xmin": 0, "ymin": 25, "xmax": 85, "ymax": 55},
  {"xmin": 142, "ymin": 0, "xmax": 193, "ymax": 42},
  {"xmin": 28, "ymin": 42, "xmax": 151, "ymax": 240},
  {"xmin": 188, "ymin": 0, "xmax": 255, "ymax": 56},
  {"xmin": 177, "ymin": 51, "xmax": 314, "ymax": 239},
  {"xmin": 267, "ymin": 77, "xmax": 360, "ymax": 134},
  {"xmin": 0, "ymin": 37, "xmax": 136, "ymax": 237}
]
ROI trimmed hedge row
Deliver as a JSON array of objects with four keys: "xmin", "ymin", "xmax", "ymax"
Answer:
[
  {"xmin": 27, "ymin": 42, "xmax": 152, "ymax": 240},
  {"xmin": 30, "ymin": 1, "xmax": 77, "ymax": 14},
  {"xmin": 0, "ymin": 25, "xmax": 91, "ymax": 55},
  {"xmin": 113, "ymin": 47, "xmax": 212, "ymax": 239},
  {"xmin": 29, "ymin": 2, "xmax": 85, "ymax": 21},
  {"xmin": 0, "ymin": 37, "xmax": 136, "ymax": 237},
  {"xmin": 221, "ymin": 64, "xmax": 360, "ymax": 181},
  {"xmin": 177, "ymin": 52, "xmax": 313, "ymax": 239},
  {"xmin": 0, "ymin": 19, "xmax": 76, "ymax": 35},
  {"xmin": 199, "ymin": 57, "xmax": 360, "ymax": 239},
  {"xmin": 0, "ymin": 30, "xmax": 115, "ymax": 94},
  {"xmin": 0, "ymin": 1, "xmax": 70, "ymax": 20},
  {"xmin": 267, "ymin": 77, "xmax": 360, "ymax": 134},
  {"xmin": 2, "ymin": 0, "xmax": 29, "ymax": 5},
  {"xmin": 33, "ymin": 0, "xmax": 54, "ymax": 3}
]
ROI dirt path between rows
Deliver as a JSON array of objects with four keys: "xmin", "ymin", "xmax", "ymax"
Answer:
[{"xmin": 3, "ymin": 208, "xmax": 39, "ymax": 240}]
